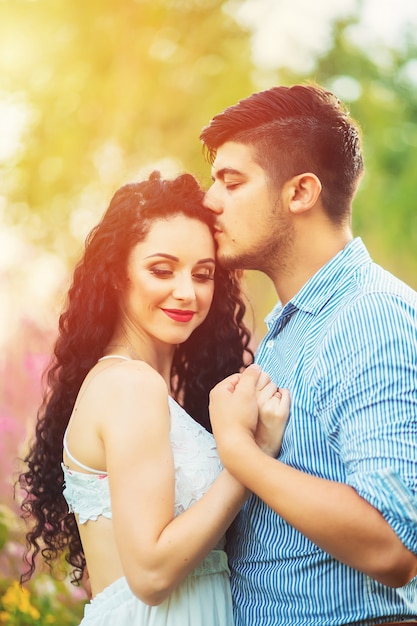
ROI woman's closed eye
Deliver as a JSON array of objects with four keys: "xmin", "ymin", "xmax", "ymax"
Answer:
[
  {"xmin": 193, "ymin": 271, "xmax": 215, "ymax": 282},
  {"xmin": 150, "ymin": 266, "xmax": 173, "ymax": 278},
  {"xmin": 149, "ymin": 267, "xmax": 214, "ymax": 282}
]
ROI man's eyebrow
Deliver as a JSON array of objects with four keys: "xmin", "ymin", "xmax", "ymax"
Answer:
[{"xmin": 211, "ymin": 167, "xmax": 244, "ymax": 182}]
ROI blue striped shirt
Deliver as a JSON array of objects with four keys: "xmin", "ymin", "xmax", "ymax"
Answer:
[{"xmin": 227, "ymin": 238, "xmax": 417, "ymax": 625}]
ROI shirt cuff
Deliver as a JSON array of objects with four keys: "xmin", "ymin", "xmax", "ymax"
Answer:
[{"xmin": 347, "ymin": 467, "xmax": 417, "ymax": 555}]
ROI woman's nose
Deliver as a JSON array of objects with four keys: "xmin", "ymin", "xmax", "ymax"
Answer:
[{"xmin": 172, "ymin": 274, "xmax": 196, "ymax": 301}]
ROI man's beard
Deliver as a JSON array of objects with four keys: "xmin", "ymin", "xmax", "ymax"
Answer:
[
  {"xmin": 217, "ymin": 223, "xmax": 294, "ymax": 277},
  {"xmin": 217, "ymin": 248, "xmax": 267, "ymax": 272}
]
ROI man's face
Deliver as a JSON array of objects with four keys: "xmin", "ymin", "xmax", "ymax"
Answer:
[{"xmin": 204, "ymin": 141, "xmax": 292, "ymax": 273}]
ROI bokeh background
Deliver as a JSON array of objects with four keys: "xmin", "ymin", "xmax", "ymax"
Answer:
[{"xmin": 1, "ymin": 0, "xmax": 416, "ymax": 623}]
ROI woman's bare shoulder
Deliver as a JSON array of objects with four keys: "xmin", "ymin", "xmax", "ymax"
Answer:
[{"xmin": 78, "ymin": 359, "xmax": 168, "ymax": 412}]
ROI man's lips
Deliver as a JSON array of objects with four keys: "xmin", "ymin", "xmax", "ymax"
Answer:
[{"xmin": 161, "ymin": 309, "xmax": 195, "ymax": 323}]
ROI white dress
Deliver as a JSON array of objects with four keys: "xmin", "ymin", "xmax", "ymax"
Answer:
[{"xmin": 62, "ymin": 392, "xmax": 234, "ymax": 626}]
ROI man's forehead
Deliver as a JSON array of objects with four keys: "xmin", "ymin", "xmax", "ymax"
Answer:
[{"xmin": 211, "ymin": 142, "xmax": 256, "ymax": 176}]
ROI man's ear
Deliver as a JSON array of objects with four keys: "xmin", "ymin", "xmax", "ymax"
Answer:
[{"xmin": 285, "ymin": 173, "xmax": 322, "ymax": 215}]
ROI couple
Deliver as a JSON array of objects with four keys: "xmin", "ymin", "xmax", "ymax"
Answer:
[{"xmin": 19, "ymin": 84, "xmax": 417, "ymax": 625}]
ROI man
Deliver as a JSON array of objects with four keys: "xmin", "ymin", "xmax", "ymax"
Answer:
[{"xmin": 202, "ymin": 84, "xmax": 417, "ymax": 625}]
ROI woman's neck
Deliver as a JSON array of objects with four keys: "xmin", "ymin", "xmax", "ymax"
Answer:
[{"xmin": 105, "ymin": 333, "xmax": 175, "ymax": 391}]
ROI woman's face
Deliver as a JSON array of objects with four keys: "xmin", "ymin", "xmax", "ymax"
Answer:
[{"xmin": 120, "ymin": 214, "xmax": 216, "ymax": 348}]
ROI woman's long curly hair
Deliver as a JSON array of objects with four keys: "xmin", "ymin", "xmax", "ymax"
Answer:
[{"xmin": 18, "ymin": 170, "xmax": 253, "ymax": 587}]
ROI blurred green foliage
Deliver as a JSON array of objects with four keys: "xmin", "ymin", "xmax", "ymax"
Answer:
[
  {"xmin": 0, "ymin": 506, "xmax": 85, "ymax": 625},
  {"xmin": 317, "ymin": 18, "xmax": 417, "ymax": 289}
]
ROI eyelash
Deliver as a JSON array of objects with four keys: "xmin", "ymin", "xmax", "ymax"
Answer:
[
  {"xmin": 194, "ymin": 274, "xmax": 215, "ymax": 282},
  {"xmin": 225, "ymin": 183, "xmax": 239, "ymax": 191},
  {"xmin": 150, "ymin": 269, "xmax": 215, "ymax": 282},
  {"xmin": 150, "ymin": 268, "xmax": 172, "ymax": 277}
]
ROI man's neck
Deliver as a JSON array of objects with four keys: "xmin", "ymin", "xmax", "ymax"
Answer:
[{"xmin": 272, "ymin": 228, "xmax": 352, "ymax": 305}]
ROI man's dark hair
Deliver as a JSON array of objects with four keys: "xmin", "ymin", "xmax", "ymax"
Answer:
[{"xmin": 200, "ymin": 84, "xmax": 364, "ymax": 224}]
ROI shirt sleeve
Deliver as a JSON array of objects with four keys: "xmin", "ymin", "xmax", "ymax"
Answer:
[{"xmin": 316, "ymin": 291, "xmax": 417, "ymax": 554}]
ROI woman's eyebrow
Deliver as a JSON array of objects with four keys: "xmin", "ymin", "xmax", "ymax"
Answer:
[
  {"xmin": 145, "ymin": 253, "xmax": 179, "ymax": 261},
  {"xmin": 145, "ymin": 253, "xmax": 215, "ymax": 265}
]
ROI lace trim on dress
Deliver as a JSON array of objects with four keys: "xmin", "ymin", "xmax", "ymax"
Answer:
[
  {"xmin": 190, "ymin": 550, "xmax": 230, "ymax": 577},
  {"xmin": 61, "ymin": 464, "xmax": 112, "ymax": 524},
  {"xmin": 168, "ymin": 396, "xmax": 223, "ymax": 517}
]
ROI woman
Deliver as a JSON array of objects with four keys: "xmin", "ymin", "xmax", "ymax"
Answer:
[{"xmin": 19, "ymin": 171, "xmax": 289, "ymax": 625}]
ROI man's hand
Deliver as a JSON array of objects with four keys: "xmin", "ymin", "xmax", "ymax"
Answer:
[{"xmin": 254, "ymin": 371, "xmax": 290, "ymax": 457}]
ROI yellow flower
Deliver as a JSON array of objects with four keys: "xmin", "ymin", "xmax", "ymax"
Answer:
[
  {"xmin": 0, "ymin": 610, "xmax": 10, "ymax": 625},
  {"xmin": 2, "ymin": 581, "xmax": 20, "ymax": 609},
  {"xmin": 1, "ymin": 580, "xmax": 40, "ymax": 620}
]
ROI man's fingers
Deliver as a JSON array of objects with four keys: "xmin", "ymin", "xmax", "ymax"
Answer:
[
  {"xmin": 277, "ymin": 388, "xmax": 291, "ymax": 410},
  {"xmin": 257, "ymin": 386, "xmax": 291, "ymax": 418},
  {"xmin": 256, "ymin": 380, "xmax": 278, "ymax": 405},
  {"xmin": 255, "ymin": 369, "xmax": 272, "ymax": 391}
]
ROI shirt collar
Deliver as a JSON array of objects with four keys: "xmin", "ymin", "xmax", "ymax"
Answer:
[{"xmin": 265, "ymin": 238, "xmax": 371, "ymax": 328}]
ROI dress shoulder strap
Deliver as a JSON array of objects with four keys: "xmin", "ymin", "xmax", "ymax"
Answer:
[
  {"xmin": 62, "ymin": 354, "xmax": 131, "ymax": 475},
  {"xmin": 63, "ymin": 430, "xmax": 107, "ymax": 475}
]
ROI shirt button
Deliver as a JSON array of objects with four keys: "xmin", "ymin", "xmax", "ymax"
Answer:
[{"xmin": 266, "ymin": 339, "xmax": 274, "ymax": 349}]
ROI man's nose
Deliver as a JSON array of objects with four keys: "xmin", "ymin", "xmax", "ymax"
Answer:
[{"xmin": 203, "ymin": 186, "xmax": 222, "ymax": 214}]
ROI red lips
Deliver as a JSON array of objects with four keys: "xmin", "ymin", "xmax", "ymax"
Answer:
[{"xmin": 161, "ymin": 309, "xmax": 195, "ymax": 323}]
